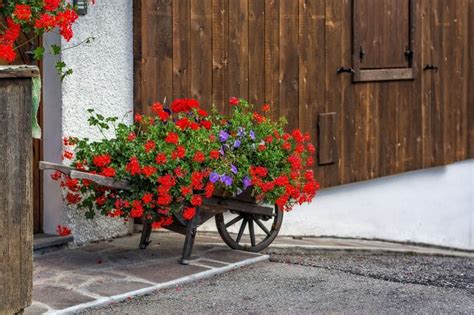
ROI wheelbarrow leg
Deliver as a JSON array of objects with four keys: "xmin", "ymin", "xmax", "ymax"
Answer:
[
  {"xmin": 139, "ymin": 220, "xmax": 153, "ymax": 249},
  {"xmin": 180, "ymin": 207, "xmax": 200, "ymax": 265}
]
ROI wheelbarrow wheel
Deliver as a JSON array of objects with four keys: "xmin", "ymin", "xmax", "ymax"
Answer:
[{"xmin": 215, "ymin": 205, "xmax": 283, "ymax": 252}]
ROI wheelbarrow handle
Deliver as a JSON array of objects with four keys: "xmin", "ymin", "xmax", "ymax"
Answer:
[{"xmin": 39, "ymin": 161, "xmax": 131, "ymax": 190}]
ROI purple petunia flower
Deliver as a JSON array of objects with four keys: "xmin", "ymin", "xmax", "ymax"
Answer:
[
  {"xmin": 237, "ymin": 127, "xmax": 245, "ymax": 137},
  {"xmin": 219, "ymin": 146, "xmax": 225, "ymax": 156},
  {"xmin": 231, "ymin": 164, "xmax": 238, "ymax": 174},
  {"xmin": 233, "ymin": 139, "xmax": 241, "ymax": 148},
  {"xmin": 243, "ymin": 176, "xmax": 252, "ymax": 190},
  {"xmin": 219, "ymin": 130, "xmax": 230, "ymax": 142},
  {"xmin": 209, "ymin": 172, "xmax": 220, "ymax": 183},
  {"xmin": 249, "ymin": 130, "xmax": 255, "ymax": 140},
  {"xmin": 221, "ymin": 175, "xmax": 233, "ymax": 187}
]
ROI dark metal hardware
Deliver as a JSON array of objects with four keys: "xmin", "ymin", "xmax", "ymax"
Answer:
[
  {"xmin": 423, "ymin": 64, "xmax": 438, "ymax": 71},
  {"xmin": 405, "ymin": 47, "xmax": 413, "ymax": 63},
  {"xmin": 337, "ymin": 67, "xmax": 355, "ymax": 74},
  {"xmin": 359, "ymin": 46, "xmax": 365, "ymax": 61}
]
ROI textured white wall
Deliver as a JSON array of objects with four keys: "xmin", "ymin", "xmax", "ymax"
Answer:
[
  {"xmin": 43, "ymin": 0, "xmax": 134, "ymax": 244},
  {"xmin": 202, "ymin": 159, "xmax": 474, "ymax": 250}
]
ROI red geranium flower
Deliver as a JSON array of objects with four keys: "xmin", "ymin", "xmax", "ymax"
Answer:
[
  {"xmin": 253, "ymin": 112, "xmax": 266, "ymax": 123},
  {"xmin": 65, "ymin": 178, "xmax": 80, "ymax": 192},
  {"xmin": 205, "ymin": 182, "xmax": 214, "ymax": 198},
  {"xmin": 182, "ymin": 207, "xmax": 196, "ymax": 221},
  {"xmin": 66, "ymin": 192, "xmax": 81, "ymax": 204},
  {"xmin": 142, "ymin": 193, "xmax": 154, "ymax": 205},
  {"xmin": 229, "ymin": 97, "xmax": 239, "ymax": 106},
  {"xmin": 165, "ymin": 132, "xmax": 179, "ymax": 144},
  {"xmin": 262, "ymin": 104, "xmax": 271, "ymax": 112},
  {"xmin": 101, "ymin": 167, "xmax": 116, "ymax": 177},
  {"xmin": 176, "ymin": 117, "xmax": 189, "ymax": 130},
  {"xmin": 155, "ymin": 153, "xmax": 167, "ymax": 164},
  {"xmin": 56, "ymin": 225, "xmax": 71, "ymax": 236},
  {"xmin": 197, "ymin": 109, "xmax": 208, "ymax": 117},
  {"xmin": 144, "ymin": 140, "xmax": 156, "ymax": 153},
  {"xmin": 50, "ymin": 171, "xmax": 62, "ymax": 181},
  {"xmin": 142, "ymin": 165, "xmax": 157, "ymax": 177},
  {"xmin": 291, "ymin": 129, "xmax": 304, "ymax": 142},
  {"xmin": 181, "ymin": 186, "xmax": 192, "ymax": 197},
  {"xmin": 127, "ymin": 132, "xmax": 136, "ymax": 141},
  {"xmin": 193, "ymin": 151, "xmax": 205, "ymax": 163},
  {"xmin": 134, "ymin": 113, "xmax": 143, "ymax": 123},
  {"xmin": 171, "ymin": 146, "xmax": 186, "ymax": 159},
  {"xmin": 201, "ymin": 120, "xmax": 212, "ymax": 130},
  {"xmin": 157, "ymin": 194, "xmax": 172, "ymax": 206},
  {"xmin": 174, "ymin": 167, "xmax": 185, "ymax": 177},
  {"xmin": 93, "ymin": 154, "xmax": 111, "ymax": 167},
  {"xmin": 210, "ymin": 150, "xmax": 220, "ymax": 159},
  {"xmin": 63, "ymin": 150, "xmax": 74, "ymax": 160},
  {"xmin": 0, "ymin": 44, "xmax": 16, "ymax": 63},
  {"xmin": 126, "ymin": 157, "xmax": 141, "ymax": 175},
  {"xmin": 190, "ymin": 195, "xmax": 202, "ymax": 206},
  {"xmin": 43, "ymin": 0, "xmax": 61, "ymax": 11},
  {"xmin": 34, "ymin": 13, "xmax": 56, "ymax": 30},
  {"xmin": 95, "ymin": 195, "xmax": 106, "ymax": 206},
  {"xmin": 13, "ymin": 4, "xmax": 32, "ymax": 21}
]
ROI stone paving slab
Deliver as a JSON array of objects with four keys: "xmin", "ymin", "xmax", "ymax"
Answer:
[{"xmin": 27, "ymin": 233, "xmax": 268, "ymax": 314}]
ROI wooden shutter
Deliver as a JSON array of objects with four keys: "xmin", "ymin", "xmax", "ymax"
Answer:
[{"xmin": 352, "ymin": 0, "xmax": 415, "ymax": 81}]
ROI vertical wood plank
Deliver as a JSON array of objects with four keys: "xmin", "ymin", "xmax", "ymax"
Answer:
[
  {"xmin": 421, "ymin": 0, "xmax": 434, "ymax": 167},
  {"xmin": 133, "ymin": 0, "xmax": 145, "ymax": 112},
  {"xmin": 279, "ymin": 0, "xmax": 299, "ymax": 131},
  {"xmin": 468, "ymin": 0, "xmax": 474, "ymax": 158},
  {"xmin": 249, "ymin": 0, "xmax": 266, "ymax": 106},
  {"xmin": 191, "ymin": 0, "xmax": 213, "ymax": 108},
  {"xmin": 228, "ymin": 0, "xmax": 249, "ymax": 100},
  {"xmin": 173, "ymin": 0, "xmax": 191, "ymax": 99},
  {"xmin": 327, "ymin": 0, "xmax": 356, "ymax": 185},
  {"xmin": 0, "ymin": 74, "xmax": 34, "ymax": 314},
  {"xmin": 430, "ymin": 0, "xmax": 445, "ymax": 166},
  {"xmin": 264, "ymin": 0, "xmax": 281, "ymax": 119},
  {"xmin": 299, "ymin": 0, "xmax": 325, "ymax": 179},
  {"xmin": 212, "ymin": 0, "xmax": 229, "ymax": 113},
  {"xmin": 456, "ymin": 0, "xmax": 469, "ymax": 161},
  {"xmin": 144, "ymin": 0, "xmax": 173, "ymax": 111}
]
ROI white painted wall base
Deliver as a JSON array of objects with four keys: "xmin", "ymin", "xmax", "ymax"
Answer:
[
  {"xmin": 42, "ymin": 0, "xmax": 134, "ymax": 243},
  {"xmin": 202, "ymin": 159, "xmax": 474, "ymax": 250}
]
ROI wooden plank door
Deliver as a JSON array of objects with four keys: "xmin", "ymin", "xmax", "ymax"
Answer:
[{"xmin": 0, "ymin": 16, "xmax": 43, "ymax": 234}]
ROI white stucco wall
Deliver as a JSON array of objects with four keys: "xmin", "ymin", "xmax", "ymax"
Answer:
[
  {"xmin": 43, "ymin": 0, "xmax": 134, "ymax": 244},
  {"xmin": 201, "ymin": 159, "xmax": 474, "ymax": 250}
]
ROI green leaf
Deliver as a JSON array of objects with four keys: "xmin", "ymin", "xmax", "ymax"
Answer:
[
  {"xmin": 50, "ymin": 44, "xmax": 61, "ymax": 55},
  {"xmin": 33, "ymin": 47, "xmax": 45, "ymax": 60}
]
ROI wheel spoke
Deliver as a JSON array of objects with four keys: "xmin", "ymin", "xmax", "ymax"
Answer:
[
  {"xmin": 235, "ymin": 219, "xmax": 247, "ymax": 244},
  {"xmin": 225, "ymin": 215, "xmax": 243, "ymax": 228},
  {"xmin": 254, "ymin": 219, "xmax": 271, "ymax": 236},
  {"xmin": 249, "ymin": 220, "xmax": 256, "ymax": 247}
]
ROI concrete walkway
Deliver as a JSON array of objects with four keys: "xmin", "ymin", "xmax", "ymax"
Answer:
[
  {"xmin": 27, "ymin": 233, "xmax": 268, "ymax": 314},
  {"xmin": 193, "ymin": 231, "xmax": 474, "ymax": 258},
  {"xmin": 27, "ymin": 231, "xmax": 473, "ymax": 314}
]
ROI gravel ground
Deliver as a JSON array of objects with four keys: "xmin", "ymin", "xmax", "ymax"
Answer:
[
  {"xmin": 270, "ymin": 251, "xmax": 474, "ymax": 293},
  {"xmin": 82, "ymin": 251, "xmax": 474, "ymax": 315}
]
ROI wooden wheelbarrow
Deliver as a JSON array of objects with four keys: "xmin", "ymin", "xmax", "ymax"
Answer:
[{"xmin": 39, "ymin": 162, "xmax": 283, "ymax": 265}]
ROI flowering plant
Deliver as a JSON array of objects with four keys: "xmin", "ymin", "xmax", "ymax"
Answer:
[
  {"xmin": 54, "ymin": 98, "xmax": 319, "ymax": 229},
  {"xmin": 0, "ymin": 0, "xmax": 94, "ymax": 77}
]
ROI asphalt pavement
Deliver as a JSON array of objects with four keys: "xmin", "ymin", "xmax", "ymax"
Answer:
[{"xmin": 81, "ymin": 250, "xmax": 474, "ymax": 314}]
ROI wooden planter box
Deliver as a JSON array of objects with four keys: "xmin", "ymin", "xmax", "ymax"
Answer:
[{"xmin": 0, "ymin": 66, "xmax": 39, "ymax": 314}]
